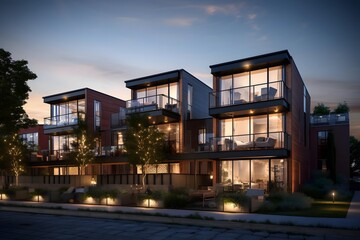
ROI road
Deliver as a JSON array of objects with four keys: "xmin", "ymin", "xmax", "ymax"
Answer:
[{"xmin": 0, "ymin": 210, "xmax": 358, "ymax": 240}]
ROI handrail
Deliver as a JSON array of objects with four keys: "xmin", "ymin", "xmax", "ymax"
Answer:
[
  {"xmin": 198, "ymin": 131, "xmax": 288, "ymax": 152},
  {"xmin": 44, "ymin": 112, "xmax": 85, "ymax": 129},
  {"xmin": 209, "ymin": 80, "xmax": 286, "ymax": 108}
]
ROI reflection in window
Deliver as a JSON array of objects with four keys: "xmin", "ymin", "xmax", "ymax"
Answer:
[
  {"xmin": 251, "ymin": 68, "xmax": 267, "ymax": 86},
  {"xmin": 271, "ymin": 159, "xmax": 287, "ymax": 191},
  {"xmin": 251, "ymin": 160, "xmax": 269, "ymax": 191},
  {"xmin": 94, "ymin": 100, "xmax": 101, "ymax": 131},
  {"xmin": 221, "ymin": 161, "xmax": 232, "ymax": 184}
]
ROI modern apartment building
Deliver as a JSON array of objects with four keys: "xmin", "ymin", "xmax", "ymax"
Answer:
[
  {"xmin": 109, "ymin": 69, "xmax": 214, "ymax": 183},
  {"xmin": 206, "ymin": 50, "xmax": 311, "ymax": 192},
  {"xmin": 29, "ymin": 88, "xmax": 125, "ymax": 176},
  {"xmin": 16, "ymin": 50, "xmax": 351, "ymax": 193}
]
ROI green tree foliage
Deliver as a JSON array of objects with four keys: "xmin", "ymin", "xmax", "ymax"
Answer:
[
  {"xmin": 0, "ymin": 49, "xmax": 37, "ymax": 177},
  {"xmin": 334, "ymin": 102, "xmax": 349, "ymax": 114},
  {"xmin": 70, "ymin": 120, "xmax": 96, "ymax": 175},
  {"xmin": 0, "ymin": 49, "xmax": 37, "ymax": 136},
  {"xmin": 124, "ymin": 114, "xmax": 165, "ymax": 187},
  {"xmin": 350, "ymin": 136, "xmax": 360, "ymax": 177},
  {"xmin": 313, "ymin": 103, "xmax": 330, "ymax": 115}
]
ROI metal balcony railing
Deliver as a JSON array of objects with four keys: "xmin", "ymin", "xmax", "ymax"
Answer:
[
  {"xmin": 310, "ymin": 113, "xmax": 349, "ymax": 125},
  {"xmin": 126, "ymin": 94, "xmax": 180, "ymax": 114},
  {"xmin": 209, "ymin": 80, "xmax": 286, "ymax": 108},
  {"xmin": 197, "ymin": 131, "xmax": 288, "ymax": 152},
  {"xmin": 44, "ymin": 112, "xmax": 85, "ymax": 129}
]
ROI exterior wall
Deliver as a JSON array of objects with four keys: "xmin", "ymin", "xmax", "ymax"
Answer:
[
  {"xmin": 286, "ymin": 58, "xmax": 311, "ymax": 192},
  {"xmin": 18, "ymin": 125, "xmax": 48, "ymax": 153},
  {"xmin": 310, "ymin": 123, "xmax": 350, "ymax": 184},
  {"xmin": 85, "ymin": 89, "xmax": 126, "ymax": 149},
  {"xmin": 180, "ymin": 70, "xmax": 212, "ymax": 120}
]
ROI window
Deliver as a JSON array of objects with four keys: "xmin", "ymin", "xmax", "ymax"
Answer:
[
  {"xmin": 20, "ymin": 132, "xmax": 39, "ymax": 151},
  {"xmin": 198, "ymin": 128, "xmax": 206, "ymax": 144},
  {"xmin": 187, "ymin": 84, "xmax": 193, "ymax": 119},
  {"xmin": 317, "ymin": 131, "xmax": 328, "ymax": 170},
  {"xmin": 94, "ymin": 100, "xmax": 101, "ymax": 131}
]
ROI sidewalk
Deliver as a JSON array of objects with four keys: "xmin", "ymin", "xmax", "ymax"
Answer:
[{"xmin": 1, "ymin": 191, "xmax": 359, "ymax": 231}]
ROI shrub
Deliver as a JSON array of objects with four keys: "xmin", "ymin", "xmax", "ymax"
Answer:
[
  {"xmin": 30, "ymin": 188, "xmax": 48, "ymax": 197},
  {"xmin": 260, "ymin": 192, "xmax": 312, "ymax": 212},
  {"xmin": 86, "ymin": 188, "xmax": 119, "ymax": 200},
  {"xmin": 220, "ymin": 192, "xmax": 250, "ymax": 207},
  {"xmin": 163, "ymin": 188, "xmax": 190, "ymax": 209}
]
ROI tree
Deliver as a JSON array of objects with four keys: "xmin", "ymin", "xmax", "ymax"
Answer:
[
  {"xmin": 0, "ymin": 49, "xmax": 37, "ymax": 136},
  {"xmin": 0, "ymin": 49, "xmax": 37, "ymax": 178},
  {"xmin": 2, "ymin": 133, "xmax": 27, "ymax": 186},
  {"xmin": 70, "ymin": 120, "xmax": 96, "ymax": 175},
  {"xmin": 313, "ymin": 103, "xmax": 330, "ymax": 115},
  {"xmin": 334, "ymin": 102, "xmax": 349, "ymax": 114},
  {"xmin": 124, "ymin": 114, "xmax": 165, "ymax": 187},
  {"xmin": 350, "ymin": 136, "xmax": 360, "ymax": 177}
]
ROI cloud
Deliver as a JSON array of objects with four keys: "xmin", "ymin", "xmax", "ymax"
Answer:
[
  {"xmin": 248, "ymin": 13, "xmax": 257, "ymax": 20},
  {"xmin": 202, "ymin": 3, "xmax": 244, "ymax": 17},
  {"xmin": 164, "ymin": 17, "xmax": 198, "ymax": 27}
]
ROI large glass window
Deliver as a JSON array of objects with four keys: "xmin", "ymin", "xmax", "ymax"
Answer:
[
  {"xmin": 221, "ymin": 161, "xmax": 232, "ymax": 184},
  {"xmin": 221, "ymin": 159, "xmax": 287, "ymax": 192},
  {"xmin": 269, "ymin": 66, "xmax": 282, "ymax": 82},
  {"xmin": 20, "ymin": 132, "xmax": 39, "ymax": 151},
  {"xmin": 233, "ymin": 72, "xmax": 250, "ymax": 103},
  {"xmin": 169, "ymin": 82, "xmax": 179, "ymax": 100},
  {"xmin": 51, "ymin": 135, "xmax": 76, "ymax": 160},
  {"xmin": 51, "ymin": 99, "xmax": 85, "ymax": 125},
  {"xmin": 157, "ymin": 123, "xmax": 180, "ymax": 153},
  {"xmin": 251, "ymin": 159, "xmax": 269, "ymax": 190},
  {"xmin": 187, "ymin": 84, "xmax": 193, "ymax": 119},
  {"xmin": 94, "ymin": 100, "xmax": 101, "ymax": 131},
  {"xmin": 251, "ymin": 68, "xmax": 267, "ymax": 86},
  {"xmin": 233, "ymin": 160, "xmax": 250, "ymax": 186},
  {"xmin": 215, "ymin": 66, "xmax": 284, "ymax": 105},
  {"xmin": 271, "ymin": 159, "xmax": 287, "ymax": 191},
  {"xmin": 220, "ymin": 75, "xmax": 232, "ymax": 106}
]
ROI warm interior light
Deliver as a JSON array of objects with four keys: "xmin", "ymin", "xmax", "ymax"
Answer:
[
  {"xmin": 210, "ymin": 174, "xmax": 213, "ymax": 180},
  {"xmin": 274, "ymin": 108, "xmax": 278, "ymax": 113},
  {"xmin": 90, "ymin": 177, "xmax": 97, "ymax": 185},
  {"xmin": 250, "ymin": 110, "xmax": 254, "ymax": 114},
  {"xmin": 244, "ymin": 63, "xmax": 251, "ymax": 68},
  {"xmin": 152, "ymin": 121, "xmax": 156, "ymax": 124},
  {"xmin": 148, "ymin": 116, "xmax": 152, "ymax": 119}
]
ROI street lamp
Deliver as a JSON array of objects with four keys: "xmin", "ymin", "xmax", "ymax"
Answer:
[{"xmin": 332, "ymin": 191, "xmax": 335, "ymax": 203}]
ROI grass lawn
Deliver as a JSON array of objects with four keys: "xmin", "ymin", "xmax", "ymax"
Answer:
[{"xmin": 257, "ymin": 200, "xmax": 351, "ymax": 218}]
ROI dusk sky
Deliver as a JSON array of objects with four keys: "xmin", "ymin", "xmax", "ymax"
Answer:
[{"xmin": 1, "ymin": 0, "xmax": 359, "ymax": 138}]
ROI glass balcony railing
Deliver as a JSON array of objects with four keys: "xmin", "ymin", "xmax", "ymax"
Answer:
[
  {"xmin": 311, "ymin": 113, "xmax": 349, "ymax": 125},
  {"xmin": 44, "ymin": 112, "xmax": 85, "ymax": 129},
  {"xmin": 198, "ymin": 131, "xmax": 288, "ymax": 152},
  {"xmin": 126, "ymin": 94, "xmax": 180, "ymax": 114},
  {"xmin": 209, "ymin": 80, "xmax": 286, "ymax": 108}
]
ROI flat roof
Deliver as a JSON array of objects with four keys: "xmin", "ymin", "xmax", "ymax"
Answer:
[{"xmin": 210, "ymin": 50, "xmax": 292, "ymax": 76}]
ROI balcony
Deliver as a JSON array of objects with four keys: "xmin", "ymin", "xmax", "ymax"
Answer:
[
  {"xmin": 44, "ymin": 112, "xmax": 85, "ymax": 133},
  {"xmin": 111, "ymin": 94, "xmax": 181, "ymax": 126},
  {"xmin": 127, "ymin": 94, "xmax": 179, "ymax": 113},
  {"xmin": 311, "ymin": 113, "xmax": 349, "ymax": 125},
  {"xmin": 209, "ymin": 81, "xmax": 289, "ymax": 118}
]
